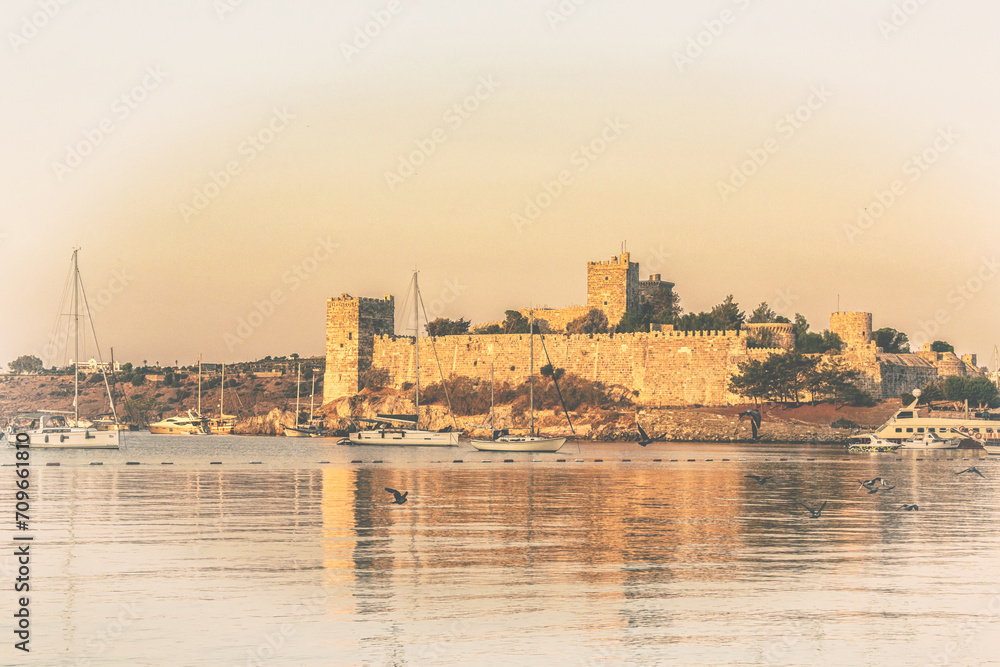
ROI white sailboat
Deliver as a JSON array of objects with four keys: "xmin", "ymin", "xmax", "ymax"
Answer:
[
  {"xmin": 285, "ymin": 364, "xmax": 324, "ymax": 437},
  {"xmin": 347, "ymin": 272, "xmax": 459, "ymax": 446},
  {"xmin": 3, "ymin": 249, "xmax": 121, "ymax": 449},
  {"xmin": 471, "ymin": 310, "xmax": 566, "ymax": 453}
]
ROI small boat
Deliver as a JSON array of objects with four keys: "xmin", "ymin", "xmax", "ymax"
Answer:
[
  {"xmin": 896, "ymin": 431, "xmax": 962, "ymax": 450},
  {"xmin": 847, "ymin": 433, "xmax": 899, "ymax": 453},
  {"xmin": 346, "ymin": 272, "xmax": 459, "ymax": 446},
  {"xmin": 470, "ymin": 311, "xmax": 569, "ymax": 453},
  {"xmin": 148, "ymin": 411, "xmax": 208, "ymax": 435}
]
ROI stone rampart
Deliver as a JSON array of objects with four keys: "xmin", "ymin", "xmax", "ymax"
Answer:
[{"xmin": 370, "ymin": 329, "xmax": 753, "ymax": 407}]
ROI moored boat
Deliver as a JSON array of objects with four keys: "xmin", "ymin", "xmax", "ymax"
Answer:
[
  {"xmin": 345, "ymin": 272, "xmax": 459, "ymax": 446},
  {"xmin": 148, "ymin": 412, "xmax": 208, "ymax": 435},
  {"xmin": 4, "ymin": 412, "xmax": 120, "ymax": 449},
  {"xmin": 870, "ymin": 391, "xmax": 1000, "ymax": 446},
  {"xmin": 847, "ymin": 433, "xmax": 899, "ymax": 453}
]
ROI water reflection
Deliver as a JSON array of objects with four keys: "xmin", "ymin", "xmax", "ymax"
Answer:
[{"xmin": 11, "ymin": 447, "xmax": 1000, "ymax": 665}]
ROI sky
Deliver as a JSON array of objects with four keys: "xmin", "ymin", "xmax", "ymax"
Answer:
[{"xmin": 2, "ymin": 0, "xmax": 999, "ymax": 370}]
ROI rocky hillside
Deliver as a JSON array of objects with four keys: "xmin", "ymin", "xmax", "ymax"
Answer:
[{"xmin": 0, "ymin": 373, "xmax": 901, "ymax": 441}]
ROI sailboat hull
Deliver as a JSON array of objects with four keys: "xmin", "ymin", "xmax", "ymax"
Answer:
[
  {"xmin": 5, "ymin": 428, "xmax": 120, "ymax": 449},
  {"xmin": 469, "ymin": 436, "xmax": 566, "ymax": 452},
  {"xmin": 347, "ymin": 429, "xmax": 459, "ymax": 446}
]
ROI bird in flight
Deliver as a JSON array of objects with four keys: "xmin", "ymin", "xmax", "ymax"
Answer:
[
  {"xmin": 385, "ymin": 487, "xmax": 408, "ymax": 504},
  {"xmin": 896, "ymin": 504, "xmax": 919, "ymax": 511},
  {"xmin": 956, "ymin": 467, "xmax": 986, "ymax": 478},
  {"xmin": 636, "ymin": 423, "xmax": 662, "ymax": 447},
  {"xmin": 859, "ymin": 477, "xmax": 889, "ymax": 489},
  {"xmin": 866, "ymin": 485, "xmax": 895, "ymax": 494},
  {"xmin": 795, "ymin": 500, "xmax": 827, "ymax": 518},
  {"xmin": 744, "ymin": 474, "xmax": 772, "ymax": 485}
]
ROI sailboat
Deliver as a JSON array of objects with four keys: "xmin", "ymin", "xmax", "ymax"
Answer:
[
  {"xmin": 206, "ymin": 362, "xmax": 236, "ymax": 434},
  {"xmin": 285, "ymin": 364, "xmax": 324, "ymax": 437},
  {"xmin": 471, "ymin": 310, "xmax": 566, "ymax": 452},
  {"xmin": 2, "ymin": 249, "xmax": 121, "ymax": 449},
  {"xmin": 347, "ymin": 271, "xmax": 459, "ymax": 446}
]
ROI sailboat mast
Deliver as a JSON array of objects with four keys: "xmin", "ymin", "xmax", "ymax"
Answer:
[
  {"xmin": 490, "ymin": 361, "xmax": 494, "ymax": 429},
  {"xmin": 529, "ymin": 309, "xmax": 534, "ymax": 437},
  {"xmin": 220, "ymin": 362, "xmax": 225, "ymax": 418},
  {"xmin": 197, "ymin": 354, "xmax": 202, "ymax": 415},
  {"xmin": 414, "ymin": 271, "xmax": 420, "ymax": 428},
  {"xmin": 295, "ymin": 363, "xmax": 301, "ymax": 427},
  {"xmin": 73, "ymin": 248, "xmax": 80, "ymax": 425}
]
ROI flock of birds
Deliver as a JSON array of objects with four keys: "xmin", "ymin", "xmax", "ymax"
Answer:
[{"xmin": 744, "ymin": 467, "xmax": 988, "ymax": 518}]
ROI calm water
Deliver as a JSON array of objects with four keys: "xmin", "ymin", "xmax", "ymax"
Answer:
[{"xmin": 2, "ymin": 434, "xmax": 999, "ymax": 666}]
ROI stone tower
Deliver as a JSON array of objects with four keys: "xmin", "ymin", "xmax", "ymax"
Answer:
[
  {"xmin": 587, "ymin": 252, "xmax": 639, "ymax": 328},
  {"xmin": 323, "ymin": 294, "xmax": 395, "ymax": 403},
  {"xmin": 830, "ymin": 311, "xmax": 872, "ymax": 351}
]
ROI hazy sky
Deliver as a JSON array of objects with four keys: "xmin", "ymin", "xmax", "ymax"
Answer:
[{"xmin": 3, "ymin": 0, "xmax": 999, "ymax": 369}]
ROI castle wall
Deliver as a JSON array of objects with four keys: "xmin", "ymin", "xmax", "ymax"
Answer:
[
  {"xmin": 744, "ymin": 322, "xmax": 795, "ymax": 350},
  {"xmin": 369, "ymin": 329, "xmax": 754, "ymax": 407},
  {"xmin": 518, "ymin": 306, "xmax": 593, "ymax": 332},
  {"xmin": 587, "ymin": 252, "xmax": 638, "ymax": 328},
  {"xmin": 830, "ymin": 311, "xmax": 872, "ymax": 350},
  {"xmin": 323, "ymin": 294, "xmax": 394, "ymax": 403}
]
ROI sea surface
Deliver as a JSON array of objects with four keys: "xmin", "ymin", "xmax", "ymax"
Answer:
[{"xmin": 2, "ymin": 434, "xmax": 999, "ymax": 666}]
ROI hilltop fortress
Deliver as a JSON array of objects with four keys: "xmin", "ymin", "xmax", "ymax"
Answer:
[{"xmin": 323, "ymin": 253, "xmax": 984, "ymax": 407}]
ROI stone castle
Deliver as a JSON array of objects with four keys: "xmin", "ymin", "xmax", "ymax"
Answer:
[{"xmin": 323, "ymin": 253, "xmax": 984, "ymax": 407}]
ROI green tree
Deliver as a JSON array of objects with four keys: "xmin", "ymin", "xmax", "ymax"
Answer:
[
  {"xmin": 729, "ymin": 352, "xmax": 820, "ymax": 404},
  {"xmin": 426, "ymin": 317, "xmax": 472, "ymax": 337},
  {"xmin": 710, "ymin": 295, "xmax": 745, "ymax": 330},
  {"xmin": 793, "ymin": 313, "xmax": 843, "ymax": 353},
  {"xmin": 931, "ymin": 340, "xmax": 954, "ymax": 353},
  {"xmin": 121, "ymin": 362, "xmax": 133, "ymax": 373},
  {"xmin": 748, "ymin": 302, "xmax": 789, "ymax": 324},
  {"xmin": 873, "ymin": 328, "xmax": 910, "ymax": 353},
  {"xmin": 566, "ymin": 309, "xmax": 609, "ymax": 334},
  {"xmin": 8, "ymin": 355, "xmax": 43, "ymax": 374}
]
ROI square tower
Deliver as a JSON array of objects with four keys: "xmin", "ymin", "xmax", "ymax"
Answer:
[
  {"xmin": 323, "ymin": 294, "xmax": 394, "ymax": 402},
  {"xmin": 587, "ymin": 252, "xmax": 639, "ymax": 328}
]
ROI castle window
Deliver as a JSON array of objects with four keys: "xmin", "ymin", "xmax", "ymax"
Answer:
[
  {"xmin": 605, "ymin": 276, "xmax": 609, "ymax": 280},
  {"xmin": 349, "ymin": 332, "xmax": 352, "ymax": 340},
  {"xmin": 340, "ymin": 344, "xmax": 343, "ymax": 348},
  {"xmin": 604, "ymin": 301, "xmax": 608, "ymax": 306}
]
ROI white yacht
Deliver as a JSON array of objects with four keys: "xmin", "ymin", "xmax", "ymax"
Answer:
[
  {"xmin": 896, "ymin": 431, "xmax": 962, "ymax": 450},
  {"xmin": 871, "ymin": 391, "xmax": 997, "ymax": 449},
  {"xmin": 148, "ymin": 412, "xmax": 208, "ymax": 435},
  {"xmin": 847, "ymin": 433, "xmax": 899, "ymax": 453},
  {"xmin": 3, "ymin": 412, "xmax": 120, "ymax": 449}
]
